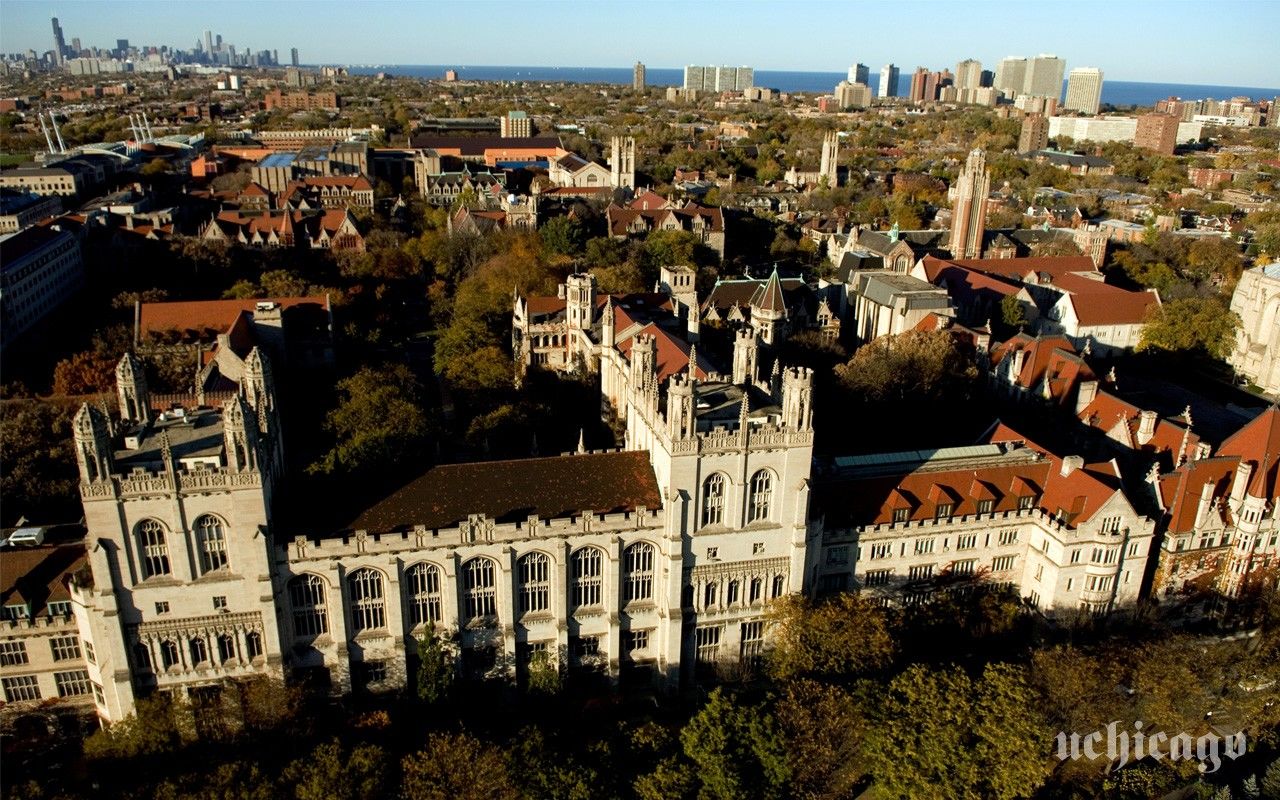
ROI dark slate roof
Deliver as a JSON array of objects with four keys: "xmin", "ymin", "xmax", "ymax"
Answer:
[
  {"xmin": 0, "ymin": 534, "xmax": 87, "ymax": 613},
  {"xmin": 407, "ymin": 134, "xmax": 562, "ymax": 155},
  {"xmin": 856, "ymin": 229, "xmax": 948, "ymax": 257},
  {"xmin": 752, "ymin": 268, "xmax": 788, "ymax": 313},
  {"xmin": 346, "ymin": 450, "xmax": 662, "ymax": 533}
]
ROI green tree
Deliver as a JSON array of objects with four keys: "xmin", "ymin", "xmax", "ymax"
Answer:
[
  {"xmin": 1138, "ymin": 296, "xmax": 1239, "ymax": 359},
  {"xmin": 772, "ymin": 680, "xmax": 868, "ymax": 800},
  {"xmin": 401, "ymin": 732, "xmax": 519, "ymax": 800},
  {"xmin": 83, "ymin": 695, "xmax": 186, "ymax": 760},
  {"xmin": 415, "ymin": 625, "xmax": 455, "ymax": 704},
  {"xmin": 766, "ymin": 593, "xmax": 895, "ymax": 682},
  {"xmin": 1000, "ymin": 294, "xmax": 1027, "ymax": 331},
  {"xmin": 526, "ymin": 649, "xmax": 561, "ymax": 695},
  {"xmin": 836, "ymin": 329, "xmax": 979, "ymax": 404},
  {"xmin": 539, "ymin": 216, "xmax": 586, "ymax": 257},
  {"xmin": 679, "ymin": 688, "xmax": 790, "ymax": 800},
  {"xmin": 310, "ymin": 364, "xmax": 434, "ymax": 476},
  {"xmin": 282, "ymin": 740, "xmax": 390, "ymax": 800}
]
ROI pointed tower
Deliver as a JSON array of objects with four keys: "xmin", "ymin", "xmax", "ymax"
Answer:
[
  {"xmin": 222, "ymin": 394, "xmax": 259, "ymax": 472},
  {"xmin": 819, "ymin": 131, "xmax": 839, "ymax": 188},
  {"xmin": 751, "ymin": 267, "xmax": 788, "ymax": 346},
  {"xmin": 115, "ymin": 353, "xmax": 151, "ymax": 425},
  {"xmin": 949, "ymin": 148, "xmax": 990, "ymax": 259},
  {"xmin": 666, "ymin": 371, "xmax": 695, "ymax": 440},
  {"xmin": 732, "ymin": 326, "xmax": 759, "ymax": 385},
  {"xmin": 781, "ymin": 367, "xmax": 815, "ymax": 430},
  {"xmin": 610, "ymin": 135, "xmax": 636, "ymax": 189},
  {"xmin": 601, "ymin": 295, "xmax": 615, "ymax": 347},
  {"xmin": 242, "ymin": 347, "xmax": 283, "ymax": 472},
  {"xmin": 73, "ymin": 403, "xmax": 113, "ymax": 483}
]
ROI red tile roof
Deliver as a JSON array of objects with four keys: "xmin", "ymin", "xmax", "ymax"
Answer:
[
  {"xmin": 615, "ymin": 323, "xmax": 711, "ymax": 381},
  {"xmin": 1157, "ymin": 456, "xmax": 1238, "ymax": 534},
  {"xmin": 1217, "ymin": 407, "xmax": 1280, "ymax": 498},
  {"xmin": 1051, "ymin": 272, "xmax": 1161, "ymax": 326},
  {"xmin": 138, "ymin": 296, "xmax": 329, "ymax": 340}
]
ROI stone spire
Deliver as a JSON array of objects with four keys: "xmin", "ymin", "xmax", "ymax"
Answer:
[
  {"xmin": 73, "ymin": 403, "xmax": 113, "ymax": 483},
  {"xmin": 115, "ymin": 352, "xmax": 150, "ymax": 425}
]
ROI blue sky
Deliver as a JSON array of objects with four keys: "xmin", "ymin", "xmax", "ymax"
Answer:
[{"xmin": 3, "ymin": 0, "xmax": 1277, "ymax": 87}]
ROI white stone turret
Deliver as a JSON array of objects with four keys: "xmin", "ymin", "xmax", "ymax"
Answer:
[
  {"xmin": 222, "ymin": 393, "xmax": 259, "ymax": 472},
  {"xmin": 733, "ymin": 326, "xmax": 759, "ymax": 385},
  {"xmin": 781, "ymin": 366, "xmax": 815, "ymax": 430},
  {"xmin": 666, "ymin": 372, "xmax": 696, "ymax": 440},
  {"xmin": 73, "ymin": 403, "xmax": 113, "ymax": 483},
  {"xmin": 565, "ymin": 272, "xmax": 596, "ymax": 331},
  {"xmin": 602, "ymin": 296, "xmax": 615, "ymax": 347},
  {"xmin": 115, "ymin": 352, "xmax": 150, "ymax": 425}
]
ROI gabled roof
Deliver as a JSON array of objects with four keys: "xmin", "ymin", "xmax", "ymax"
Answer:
[
  {"xmin": 137, "ymin": 296, "xmax": 329, "ymax": 342},
  {"xmin": 1157, "ymin": 456, "xmax": 1239, "ymax": 534},
  {"xmin": 0, "ymin": 540, "xmax": 86, "ymax": 614},
  {"xmin": 345, "ymin": 450, "xmax": 662, "ymax": 533},
  {"xmin": 615, "ymin": 322, "xmax": 712, "ymax": 382},
  {"xmin": 1051, "ymin": 273, "xmax": 1160, "ymax": 326}
]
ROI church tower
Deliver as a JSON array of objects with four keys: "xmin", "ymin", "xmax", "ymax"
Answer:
[
  {"xmin": 115, "ymin": 352, "xmax": 150, "ymax": 425},
  {"xmin": 819, "ymin": 131, "xmax": 839, "ymax": 188},
  {"xmin": 751, "ymin": 267, "xmax": 788, "ymax": 346},
  {"xmin": 565, "ymin": 272, "xmax": 597, "ymax": 331},
  {"xmin": 949, "ymin": 148, "xmax": 990, "ymax": 259},
  {"xmin": 610, "ymin": 136, "xmax": 636, "ymax": 189}
]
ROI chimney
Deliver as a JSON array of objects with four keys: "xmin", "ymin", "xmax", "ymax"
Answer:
[
  {"xmin": 1136, "ymin": 410, "xmax": 1158, "ymax": 443},
  {"xmin": 1195, "ymin": 479, "xmax": 1217, "ymax": 529},
  {"xmin": 1060, "ymin": 455, "xmax": 1084, "ymax": 477},
  {"xmin": 1075, "ymin": 379, "xmax": 1098, "ymax": 414},
  {"xmin": 1230, "ymin": 461, "xmax": 1253, "ymax": 507}
]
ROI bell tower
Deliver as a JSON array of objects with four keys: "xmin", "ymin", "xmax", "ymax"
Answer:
[
  {"xmin": 732, "ymin": 326, "xmax": 759, "ymax": 385},
  {"xmin": 610, "ymin": 135, "xmax": 636, "ymax": 189}
]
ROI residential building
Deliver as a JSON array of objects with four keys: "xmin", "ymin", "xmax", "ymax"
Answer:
[
  {"xmin": 1023, "ymin": 55, "xmax": 1066, "ymax": 99},
  {"xmin": 0, "ymin": 223, "xmax": 83, "ymax": 347},
  {"xmin": 878, "ymin": 64, "xmax": 899, "ymax": 98},
  {"xmin": 909, "ymin": 67, "xmax": 928, "ymax": 102},
  {"xmin": 994, "ymin": 57, "xmax": 1028, "ymax": 97},
  {"xmin": 606, "ymin": 193, "xmax": 725, "ymax": 259},
  {"xmin": 834, "ymin": 81, "xmax": 872, "ymax": 109},
  {"xmin": 1064, "ymin": 68, "xmax": 1104, "ymax": 115},
  {"xmin": 1019, "ymin": 114, "xmax": 1049, "ymax": 153},
  {"xmin": 949, "ymin": 149, "xmax": 990, "ymax": 260},
  {"xmin": 262, "ymin": 90, "xmax": 339, "ymax": 111},
  {"xmin": 811, "ymin": 426, "xmax": 1155, "ymax": 613},
  {"xmin": 0, "ymin": 188, "xmax": 60, "ymax": 232},
  {"xmin": 633, "ymin": 62, "xmax": 645, "ymax": 90},
  {"xmin": 683, "ymin": 65, "xmax": 753, "ymax": 92},
  {"xmin": 0, "ymin": 530, "xmax": 94, "ymax": 716},
  {"xmin": 1048, "ymin": 116, "xmax": 1205, "ymax": 146},
  {"xmin": 290, "ymin": 48, "xmax": 299, "ymax": 67},
  {"xmin": 1135, "ymin": 113, "xmax": 1180, "ymax": 155},
  {"xmin": 847, "ymin": 63, "xmax": 869, "ymax": 85},
  {"xmin": 955, "ymin": 59, "xmax": 983, "ymax": 90}
]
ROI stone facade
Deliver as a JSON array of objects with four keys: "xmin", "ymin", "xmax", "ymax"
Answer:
[{"xmin": 1228, "ymin": 264, "xmax": 1280, "ymax": 394}]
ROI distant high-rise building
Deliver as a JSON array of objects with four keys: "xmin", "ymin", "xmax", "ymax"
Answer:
[
  {"xmin": 1135, "ymin": 113, "xmax": 1179, "ymax": 155},
  {"xmin": 684, "ymin": 65, "xmax": 752, "ymax": 92},
  {"xmin": 1018, "ymin": 114, "xmax": 1050, "ymax": 153},
  {"xmin": 834, "ymin": 81, "xmax": 872, "ymax": 109},
  {"xmin": 633, "ymin": 61, "xmax": 646, "ymax": 91},
  {"xmin": 949, "ymin": 149, "xmax": 990, "ymax": 260},
  {"xmin": 909, "ymin": 67, "xmax": 928, "ymax": 102},
  {"xmin": 71, "ymin": 38, "xmax": 82, "ymax": 54},
  {"xmin": 879, "ymin": 64, "xmax": 899, "ymax": 98},
  {"xmin": 115, "ymin": 39, "xmax": 128, "ymax": 54},
  {"xmin": 291, "ymin": 48, "xmax": 299, "ymax": 67},
  {"xmin": 204, "ymin": 30, "xmax": 214, "ymax": 56},
  {"xmin": 1064, "ymin": 67, "xmax": 1104, "ymax": 115},
  {"xmin": 500, "ymin": 110, "xmax": 532, "ymax": 138},
  {"xmin": 980, "ymin": 69, "xmax": 994, "ymax": 88},
  {"xmin": 1023, "ymin": 54, "xmax": 1066, "ymax": 99},
  {"xmin": 955, "ymin": 59, "xmax": 983, "ymax": 90},
  {"xmin": 51, "ymin": 17, "xmax": 66, "ymax": 64},
  {"xmin": 994, "ymin": 57, "xmax": 1027, "ymax": 97},
  {"xmin": 848, "ymin": 63, "xmax": 869, "ymax": 85}
]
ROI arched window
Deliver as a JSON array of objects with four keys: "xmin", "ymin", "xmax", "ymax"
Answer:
[
  {"xmin": 572, "ymin": 547, "xmax": 604, "ymax": 608},
  {"xmin": 464, "ymin": 558, "xmax": 497, "ymax": 621},
  {"xmin": 217, "ymin": 634, "xmax": 236, "ymax": 664},
  {"xmin": 136, "ymin": 519, "xmax": 170, "ymax": 578},
  {"xmin": 771, "ymin": 574, "xmax": 786, "ymax": 599},
  {"xmin": 748, "ymin": 470, "xmax": 773, "ymax": 523},
  {"xmin": 727, "ymin": 579, "xmax": 741, "ymax": 605},
  {"xmin": 405, "ymin": 563, "xmax": 442, "ymax": 627},
  {"xmin": 519, "ymin": 552, "xmax": 551, "ymax": 614},
  {"xmin": 749, "ymin": 577, "xmax": 763, "ymax": 604},
  {"xmin": 160, "ymin": 639, "xmax": 179, "ymax": 670},
  {"xmin": 190, "ymin": 636, "xmax": 209, "ymax": 665},
  {"xmin": 701, "ymin": 474, "xmax": 726, "ymax": 527},
  {"xmin": 194, "ymin": 515, "xmax": 229, "ymax": 574},
  {"xmin": 133, "ymin": 642, "xmax": 152, "ymax": 670},
  {"xmin": 289, "ymin": 574, "xmax": 328, "ymax": 637},
  {"xmin": 624, "ymin": 543, "xmax": 655, "ymax": 603},
  {"xmin": 245, "ymin": 632, "xmax": 263, "ymax": 660},
  {"xmin": 347, "ymin": 568, "xmax": 386, "ymax": 633}
]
